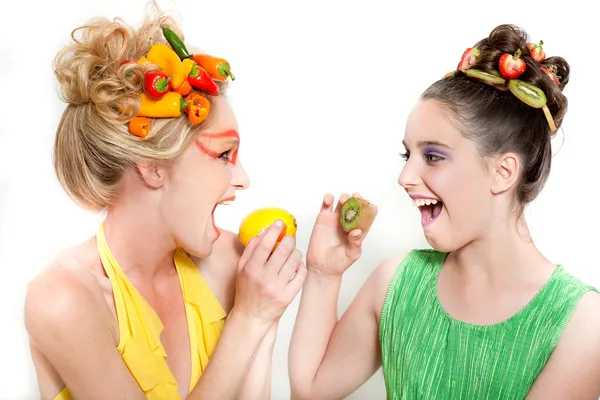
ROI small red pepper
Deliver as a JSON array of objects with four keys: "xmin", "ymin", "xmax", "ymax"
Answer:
[
  {"xmin": 187, "ymin": 64, "xmax": 220, "ymax": 95},
  {"xmin": 144, "ymin": 70, "xmax": 172, "ymax": 99},
  {"xmin": 183, "ymin": 92, "xmax": 211, "ymax": 125}
]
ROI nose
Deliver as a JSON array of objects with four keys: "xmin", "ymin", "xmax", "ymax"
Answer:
[
  {"xmin": 232, "ymin": 158, "xmax": 250, "ymax": 190},
  {"xmin": 397, "ymin": 159, "xmax": 422, "ymax": 189}
]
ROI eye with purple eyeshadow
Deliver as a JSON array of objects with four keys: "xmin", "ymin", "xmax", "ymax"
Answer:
[{"xmin": 423, "ymin": 146, "xmax": 448, "ymax": 164}]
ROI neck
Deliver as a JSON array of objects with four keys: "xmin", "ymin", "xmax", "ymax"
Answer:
[
  {"xmin": 101, "ymin": 175, "xmax": 177, "ymax": 280},
  {"xmin": 449, "ymin": 213, "xmax": 551, "ymax": 285}
]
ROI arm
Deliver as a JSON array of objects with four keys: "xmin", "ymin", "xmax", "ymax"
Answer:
[
  {"xmin": 288, "ymin": 254, "xmax": 404, "ymax": 400},
  {"xmin": 189, "ymin": 222, "xmax": 306, "ymax": 399},
  {"xmin": 206, "ymin": 231, "xmax": 279, "ymax": 400},
  {"xmin": 237, "ymin": 321, "xmax": 278, "ymax": 400},
  {"xmin": 526, "ymin": 291, "xmax": 600, "ymax": 400}
]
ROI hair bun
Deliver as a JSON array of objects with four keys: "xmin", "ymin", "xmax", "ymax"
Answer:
[{"xmin": 53, "ymin": 17, "xmax": 146, "ymax": 120}]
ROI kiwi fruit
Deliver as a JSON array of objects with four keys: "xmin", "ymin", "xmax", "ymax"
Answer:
[
  {"xmin": 340, "ymin": 197, "xmax": 378, "ymax": 233},
  {"xmin": 464, "ymin": 69, "xmax": 506, "ymax": 85},
  {"xmin": 508, "ymin": 79, "xmax": 547, "ymax": 109}
]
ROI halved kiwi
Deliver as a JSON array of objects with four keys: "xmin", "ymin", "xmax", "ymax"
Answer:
[
  {"xmin": 464, "ymin": 69, "xmax": 506, "ymax": 85},
  {"xmin": 508, "ymin": 79, "xmax": 547, "ymax": 109},
  {"xmin": 340, "ymin": 197, "xmax": 378, "ymax": 233}
]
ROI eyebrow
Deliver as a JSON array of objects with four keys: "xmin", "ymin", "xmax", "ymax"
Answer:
[{"xmin": 402, "ymin": 140, "xmax": 451, "ymax": 149}]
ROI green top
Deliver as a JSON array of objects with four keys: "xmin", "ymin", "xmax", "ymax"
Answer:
[{"xmin": 379, "ymin": 249, "xmax": 599, "ymax": 400}]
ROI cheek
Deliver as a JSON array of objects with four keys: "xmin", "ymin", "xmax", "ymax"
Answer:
[{"xmin": 428, "ymin": 162, "xmax": 490, "ymax": 208}]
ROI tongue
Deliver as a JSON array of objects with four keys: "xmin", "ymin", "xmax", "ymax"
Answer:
[{"xmin": 420, "ymin": 205, "xmax": 433, "ymax": 224}]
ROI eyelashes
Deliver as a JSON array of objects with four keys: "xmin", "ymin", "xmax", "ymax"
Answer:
[{"xmin": 399, "ymin": 150, "xmax": 446, "ymax": 164}]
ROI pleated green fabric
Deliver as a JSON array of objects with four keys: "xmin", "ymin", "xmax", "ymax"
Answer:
[{"xmin": 379, "ymin": 249, "xmax": 598, "ymax": 399}]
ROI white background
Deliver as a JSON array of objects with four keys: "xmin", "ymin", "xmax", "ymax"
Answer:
[{"xmin": 0, "ymin": 0, "xmax": 598, "ymax": 398}]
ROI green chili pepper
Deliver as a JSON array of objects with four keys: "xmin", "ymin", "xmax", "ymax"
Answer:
[{"xmin": 161, "ymin": 26, "xmax": 190, "ymax": 60}]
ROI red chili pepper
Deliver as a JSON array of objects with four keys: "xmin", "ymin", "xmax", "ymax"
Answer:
[
  {"xmin": 144, "ymin": 70, "xmax": 172, "ymax": 99},
  {"xmin": 187, "ymin": 64, "xmax": 220, "ymax": 95}
]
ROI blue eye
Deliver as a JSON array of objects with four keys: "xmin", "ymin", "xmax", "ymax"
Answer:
[{"xmin": 399, "ymin": 151, "xmax": 409, "ymax": 161}]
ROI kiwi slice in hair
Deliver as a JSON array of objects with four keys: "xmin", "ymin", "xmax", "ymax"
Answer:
[
  {"xmin": 464, "ymin": 69, "xmax": 506, "ymax": 85},
  {"xmin": 340, "ymin": 197, "xmax": 378, "ymax": 233},
  {"xmin": 508, "ymin": 79, "xmax": 547, "ymax": 109}
]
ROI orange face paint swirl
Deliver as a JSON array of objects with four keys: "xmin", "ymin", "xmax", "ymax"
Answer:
[{"xmin": 195, "ymin": 129, "xmax": 240, "ymax": 164}]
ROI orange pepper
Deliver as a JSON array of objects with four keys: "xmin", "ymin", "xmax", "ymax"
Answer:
[
  {"xmin": 191, "ymin": 54, "xmax": 235, "ymax": 81},
  {"xmin": 175, "ymin": 79, "xmax": 192, "ymax": 96},
  {"xmin": 184, "ymin": 92, "xmax": 210, "ymax": 124},
  {"xmin": 129, "ymin": 117, "xmax": 152, "ymax": 138}
]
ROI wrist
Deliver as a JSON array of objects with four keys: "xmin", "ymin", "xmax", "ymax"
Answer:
[
  {"xmin": 306, "ymin": 265, "xmax": 344, "ymax": 281},
  {"xmin": 227, "ymin": 307, "xmax": 273, "ymax": 338}
]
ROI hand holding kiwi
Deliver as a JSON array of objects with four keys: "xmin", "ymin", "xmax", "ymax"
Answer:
[
  {"xmin": 340, "ymin": 196, "xmax": 378, "ymax": 234},
  {"xmin": 305, "ymin": 193, "xmax": 378, "ymax": 277}
]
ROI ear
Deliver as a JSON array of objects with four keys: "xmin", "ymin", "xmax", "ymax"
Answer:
[
  {"xmin": 490, "ymin": 153, "xmax": 520, "ymax": 195},
  {"xmin": 136, "ymin": 163, "xmax": 165, "ymax": 189}
]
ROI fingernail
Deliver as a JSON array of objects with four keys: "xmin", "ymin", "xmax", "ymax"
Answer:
[
  {"xmin": 257, "ymin": 228, "xmax": 266, "ymax": 236},
  {"xmin": 273, "ymin": 220, "xmax": 284, "ymax": 228}
]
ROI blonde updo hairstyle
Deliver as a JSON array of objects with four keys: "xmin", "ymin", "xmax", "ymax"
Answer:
[{"xmin": 53, "ymin": 8, "xmax": 227, "ymax": 211}]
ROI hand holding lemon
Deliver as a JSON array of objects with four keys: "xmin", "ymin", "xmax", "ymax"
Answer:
[
  {"xmin": 232, "ymin": 207, "xmax": 306, "ymax": 328},
  {"xmin": 238, "ymin": 207, "xmax": 297, "ymax": 249}
]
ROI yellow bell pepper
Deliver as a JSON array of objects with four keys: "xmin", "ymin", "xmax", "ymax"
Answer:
[
  {"xmin": 182, "ymin": 58, "xmax": 196, "ymax": 77},
  {"xmin": 138, "ymin": 92, "xmax": 182, "ymax": 118},
  {"xmin": 138, "ymin": 56, "xmax": 150, "ymax": 64},
  {"xmin": 146, "ymin": 44, "xmax": 185, "ymax": 90}
]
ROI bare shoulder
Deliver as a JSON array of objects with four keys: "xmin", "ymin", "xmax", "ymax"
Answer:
[
  {"xmin": 215, "ymin": 229, "xmax": 245, "ymax": 260},
  {"xmin": 363, "ymin": 252, "xmax": 410, "ymax": 318},
  {"xmin": 561, "ymin": 290, "xmax": 600, "ymax": 346},
  {"xmin": 526, "ymin": 290, "xmax": 600, "ymax": 399},
  {"xmin": 25, "ymin": 242, "xmax": 114, "ymax": 349},
  {"xmin": 190, "ymin": 229, "xmax": 244, "ymax": 312},
  {"xmin": 558, "ymin": 290, "xmax": 600, "ymax": 350}
]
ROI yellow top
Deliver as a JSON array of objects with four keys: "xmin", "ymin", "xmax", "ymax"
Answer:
[{"xmin": 53, "ymin": 224, "xmax": 227, "ymax": 400}]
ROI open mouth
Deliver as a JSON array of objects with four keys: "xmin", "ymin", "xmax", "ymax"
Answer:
[
  {"xmin": 413, "ymin": 198, "xmax": 443, "ymax": 226},
  {"xmin": 211, "ymin": 196, "xmax": 237, "ymax": 237}
]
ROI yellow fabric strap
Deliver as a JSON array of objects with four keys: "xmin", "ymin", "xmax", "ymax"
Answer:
[{"xmin": 53, "ymin": 225, "xmax": 227, "ymax": 400}]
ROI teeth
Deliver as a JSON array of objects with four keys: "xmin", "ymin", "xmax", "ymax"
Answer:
[{"xmin": 412, "ymin": 199, "xmax": 440, "ymax": 207}]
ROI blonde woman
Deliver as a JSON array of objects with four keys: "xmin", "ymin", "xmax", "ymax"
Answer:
[{"xmin": 24, "ymin": 7, "xmax": 306, "ymax": 400}]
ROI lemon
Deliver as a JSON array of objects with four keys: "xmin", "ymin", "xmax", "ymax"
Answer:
[{"xmin": 238, "ymin": 207, "xmax": 297, "ymax": 247}]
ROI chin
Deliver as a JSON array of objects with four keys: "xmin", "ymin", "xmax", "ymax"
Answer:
[
  {"xmin": 175, "ymin": 228, "xmax": 216, "ymax": 259},
  {"xmin": 425, "ymin": 235, "xmax": 456, "ymax": 253},
  {"xmin": 182, "ymin": 240, "xmax": 214, "ymax": 259},
  {"xmin": 422, "ymin": 223, "xmax": 465, "ymax": 253}
]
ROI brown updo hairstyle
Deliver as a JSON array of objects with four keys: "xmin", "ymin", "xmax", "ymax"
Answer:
[
  {"xmin": 53, "ymin": 6, "xmax": 227, "ymax": 211},
  {"xmin": 422, "ymin": 24, "xmax": 569, "ymax": 214}
]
